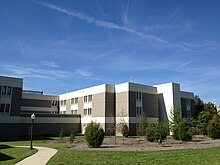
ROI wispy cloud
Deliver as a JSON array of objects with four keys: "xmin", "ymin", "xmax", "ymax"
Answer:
[
  {"xmin": 43, "ymin": 61, "xmax": 60, "ymax": 68},
  {"xmin": 123, "ymin": 0, "xmax": 130, "ymax": 26},
  {"xmin": 0, "ymin": 63, "xmax": 95, "ymax": 80},
  {"xmin": 35, "ymin": 1, "xmax": 166, "ymax": 44},
  {"xmin": 16, "ymin": 37, "xmax": 25, "ymax": 55}
]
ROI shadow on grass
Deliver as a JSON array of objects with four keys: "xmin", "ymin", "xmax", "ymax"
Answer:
[
  {"xmin": 0, "ymin": 152, "xmax": 14, "ymax": 161},
  {"xmin": 0, "ymin": 145, "xmax": 14, "ymax": 150}
]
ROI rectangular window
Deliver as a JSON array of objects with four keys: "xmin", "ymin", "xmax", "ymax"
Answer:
[
  {"xmin": 71, "ymin": 110, "xmax": 77, "ymax": 114},
  {"xmin": 88, "ymin": 95, "xmax": 92, "ymax": 102},
  {"xmin": 2, "ymin": 86, "xmax": 6, "ymax": 95},
  {"xmin": 136, "ymin": 107, "xmax": 139, "ymax": 116},
  {"xmin": 88, "ymin": 108, "xmax": 92, "ymax": 116},
  {"xmin": 84, "ymin": 96, "xmax": 88, "ymax": 103},
  {"xmin": 51, "ymin": 100, "xmax": 55, "ymax": 107},
  {"xmin": 0, "ymin": 104, "xmax": 5, "ymax": 112},
  {"xmin": 54, "ymin": 101, "xmax": 57, "ymax": 106},
  {"xmin": 5, "ymin": 104, "xmax": 10, "ymax": 113},
  {"xmin": 75, "ymin": 97, "xmax": 78, "ymax": 104},
  {"xmin": 136, "ymin": 92, "xmax": 142, "ymax": 100},
  {"xmin": 61, "ymin": 100, "xmax": 64, "ymax": 106},
  {"xmin": 64, "ymin": 100, "xmax": 66, "ymax": 106},
  {"xmin": 7, "ymin": 86, "xmax": 12, "ymax": 95},
  {"xmin": 84, "ymin": 108, "xmax": 87, "ymax": 116},
  {"xmin": 71, "ymin": 98, "xmax": 74, "ymax": 104}
]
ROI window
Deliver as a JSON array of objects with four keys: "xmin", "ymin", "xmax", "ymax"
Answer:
[
  {"xmin": 0, "ymin": 104, "xmax": 5, "ymax": 113},
  {"xmin": 61, "ymin": 100, "xmax": 64, "ymax": 106},
  {"xmin": 84, "ymin": 96, "xmax": 88, "ymax": 103},
  {"xmin": 88, "ymin": 108, "xmax": 92, "ymax": 116},
  {"xmin": 84, "ymin": 109, "xmax": 87, "ymax": 116},
  {"xmin": 71, "ymin": 98, "xmax": 74, "ymax": 104},
  {"xmin": 5, "ymin": 104, "xmax": 10, "ymax": 113},
  {"xmin": 88, "ymin": 95, "xmax": 92, "ymax": 102},
  {"xmin": 71, "ymin": 110, "xmax": 77, "ymax": 114},
  {"xmin": 7, "ymin": 86, "xmax": 12, "ymax": 95},
  {"xmin": 2, "ymin": 86, "xmax": 6, "ymax": 95},
  {"xmin": 64, "ymin": 100, "xmax": 66, "ymax": 106},
  {"xmin": 54, "ymin": 101, "xmax": 57, "ymax": 106},
  {"xmin": 136, "ymin": 92, "xmax": 142, "ymax": 100},
  {"xmin": 51, "ymin": 100, "xmax": 54, "ymax": 107},
  {"xmin": 75, "ymin": 97, "xmax": 78, "ymax": 104},
  {"xmin": 136, "ymin": 107, "xmax": 142, "ymax": 116}
]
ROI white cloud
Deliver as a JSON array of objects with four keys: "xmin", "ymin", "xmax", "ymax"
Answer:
[{"xmin": 43, "ymin": 61, "xmax": 60, "ymax": 68}]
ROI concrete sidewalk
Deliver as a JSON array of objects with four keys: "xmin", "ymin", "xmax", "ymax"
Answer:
[{"xmin": 15, "ymin": 146, "xmax": 57, "ymax": 165}]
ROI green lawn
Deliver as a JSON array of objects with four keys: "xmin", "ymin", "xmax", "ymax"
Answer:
[
  {"xmin": 0, "ymin": 145, "xmax": 37, "ymax": 165},
  {"xmin": 1, "ymin": 139, "xmax": 220, "ymax": 165}
]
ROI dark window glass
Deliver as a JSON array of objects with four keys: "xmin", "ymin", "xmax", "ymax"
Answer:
[
  {"xmin": 7, "ymin": 87, "xmax": 12, "ymax": 95},
  {"xmin": 5, "ymin": 104, "xmax": 10, "ymax": 113},
  {"xmin": 0, "ymin": 104, "xmax": 5, "ymax": 112},
  {"xmin": 2, "ymin": 86, "xmax": 6, "ymax": 95}
]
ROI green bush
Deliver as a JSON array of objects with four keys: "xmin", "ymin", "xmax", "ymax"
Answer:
[
  {"xmin": 146, "ymin": 122, "xmax": 169, "ymax": 142},
  {"xmin": 207, "ymin": 115, "xmax": 220, "ymax": 139},
  {"xmin": 84, "ymin": 122, "xmax": 105, "ymax": 148},
  {"xmin": 146, "ymin": 124, "xmax": 156, "ymax": 142},
  {"xmin": 69, "ymin": 132, "xmax": 75, "ymax": 143},
  {"xmin": 59, "ymin": 128, "xmax": 64, "ymax": 141},
  {"xmin": 122, "ymin": 124, "xmax": 129, "ymax": 138},
  {"xmin": 178, "ymin": 118, "xmax": 192, "ymax": 141}
]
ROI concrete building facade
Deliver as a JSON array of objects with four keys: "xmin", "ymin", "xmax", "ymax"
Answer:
[{"xmin": 0, "ymin": 75, "xmax": 195, "ymax": 139}]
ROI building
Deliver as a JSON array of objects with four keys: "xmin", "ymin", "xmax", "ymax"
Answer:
[
  {"xmin": 0, "ymin": 75, "xmax": 195, "ymax": 139},
  {"xmin": 0, "ymin": 76, "xmax": 81, "ymax": 140}
]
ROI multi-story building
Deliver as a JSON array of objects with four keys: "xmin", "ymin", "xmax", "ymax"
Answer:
[{"xmin": 0, "ymin": 75, "xmax": 195, "ymax": 139}]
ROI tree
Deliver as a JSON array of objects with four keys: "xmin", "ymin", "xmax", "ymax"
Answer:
[
  {"xmin": 137, "ymin": 112, "xmax": 148, "ymax": 136},
  {"xmin": 59, "ymin": 128, "xmax": 64, "ymax": 141},
  {"xmin": 177, "ymin": 118, "xmax": 192, "ymax": 141},
  {"xmin": 122, "ymin": 124, "xmax": 129, "ymax": 138},
  {"xmin": 169, "ymin": 107, "xmax": 182, "ymax": 140},
  {"xmin": 69, "ymin": 132, "xmax": 75, "ymax": 143},
  {"xmin": 197, "ymin": 111, "xmax": 215, "ymax": 135},
  {"xmin": 194, "ymin": 95, "xmax": 204, "ymax": 119},
  {"xmin": 84, "ymin": 122, "xmax": 105, "ymax": 148},
  {"xmin": 207, "ymin": 114, "xmax": 220, "ymax": 139}
]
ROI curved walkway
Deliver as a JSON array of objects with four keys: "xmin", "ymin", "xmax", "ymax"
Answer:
[{"xmin": 15, "ymin": 146, "xmax": 57, "ymax": 165}]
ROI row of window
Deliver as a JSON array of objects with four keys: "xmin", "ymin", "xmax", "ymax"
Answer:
[
  {"xmin": 71, "ymin": 109, "xmax": 77, "ymax": 114},
  {"xmin": 51, "ymin": 100, "xmax": 58, "ymax": 107},
  {"xmin": 84, "ymin": 108, "xmax": 92, "ymax": 116},
  {"xmin": 71, "ymin": 97, "xmax": 78, "ymax": 104},
  {"xmin": 0, "ymin": 86, "xmax": 12, "ymax": 97},
  {"xmin": 0, "ymin": 104, "xmax": 10, "ymax": 114},
  {"xmin": 60, "ymin": 95, "xmax": 93, "ymax": 107},
  {"xmin": 84, "ymin": 95, "xmax": 92, "ymax": 103}
]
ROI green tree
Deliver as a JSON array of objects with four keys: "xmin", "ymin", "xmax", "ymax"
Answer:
[
  {"xmin": 122, "ymin": 124, "xmax": 129, "ymax": 138},
  {"xmin": 59, "ymin": 128, "xmax": 64, "ymax": 141},
  {"xmin": 194, "ymin": 95, "xmax": 204, "ymax": 119},
  {"xmin": 169, "ymin": 107, "xmax": 182, "ymax": 140},
  {"xmin": 207, "ymin": 114, "xmax": 220, "ymax": 139},
  {"xmin": 69, "ymin": 132, "xmax": 75, "ymax": 143},
  {"xmin": 137, "ymin": 112, "xmax": 148, "ymax": 136},
  {"xmin": 197, "ymin": 111, "xmax": 215, "ymax": 135},
  {"xmin": 84, "ymin": 122, "xmax": 105, "ymax": 148},
  {"xmin": 177, "ymin": 118, "xmax": 192, "ymax": 141}
]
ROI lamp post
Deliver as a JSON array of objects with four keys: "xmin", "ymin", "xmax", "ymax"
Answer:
[{"xmin": 30, "ymin": 114, "xmax": 35, "ymax": 149}]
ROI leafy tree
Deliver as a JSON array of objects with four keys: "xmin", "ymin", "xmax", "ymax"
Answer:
[
  {"xmin": 207, "ymin": 114, "xmax": 220, "ymax": 139},
  {"xmin": 84, "ymin": 122, "xmax": 105, "ymax": 148},
  {"xmin": 194, "ymin": 95, "xmax": 204, "ymax": 119},
  {"xmin": 145, "ymin": 122, "xmax": 169, "ymax": 142},
  {"xmin": 59, "ymin": 128, "xmax": 64, "ymax": 141},
  {"xmin": 197, "ymin": 111, "xmax": 215, "ymax": 135},
  {"xmin": 204, "ymin": 102, "xmax": 217, "ymax": 114},
  {"xmin": 69, "ymin": 132, "xmax": 75, "ymax": 143},
  {"xmin": 122, "ymin": 124, "xmax": 129, "ymax": 138},
  {"xmin": 137, "ymin": 112, "xmax": 148, "ymax": 136},
  {"xmin": 169, "ymin": 107, "xmax": 182, "ymax": 140},
  {"xmin": 177, "ymin": 118, "xmax": 192, "ymax": 141}
]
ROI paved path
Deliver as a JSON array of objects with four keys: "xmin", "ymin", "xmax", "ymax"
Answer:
[{"xmin": 15, "ymin": 146, "xmax": 57, "ymax": 165}]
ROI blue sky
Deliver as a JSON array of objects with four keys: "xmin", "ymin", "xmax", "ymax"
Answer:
[{"xmin": 0, "ymin": 0, "xmax": 220, "ymax": 106}]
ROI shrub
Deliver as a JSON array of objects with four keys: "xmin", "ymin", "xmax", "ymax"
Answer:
[
  {"xmin": 207, "ymin": 115, "xmax": 220, "ymax": 139},
  {"xmin": 146, "ymin": 122, "xmax": 169, "ymax": 142},
  {"xmin": 146, "ymin": 124, "xmax": 156, "ymax": 142},
  {"xmin": 177, "ymin": 118, "xmax": 192, "ymax": 141},
  {"xmin": 59, "ymin": 128, "xmax": 64, "ymax": 141},
  {"xmin": 69, "ymin": 132, "xmax": 75, "ymax": 143},
  {"xmin": 122, "ymin": 124, "xmax": 129, "ymax": 138},
  {"xmin": 84, "ymin": 122, "xmax": 105, "ymax": 148}
]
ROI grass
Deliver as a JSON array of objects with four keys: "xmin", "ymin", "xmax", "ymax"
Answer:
[
  {"xmin": 1, "ymin": 138, "xmax": 220, "ymax": 165},
  {"xmin": 0, "ymin": 145, "xmax": 37, "ymax": 165}
]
